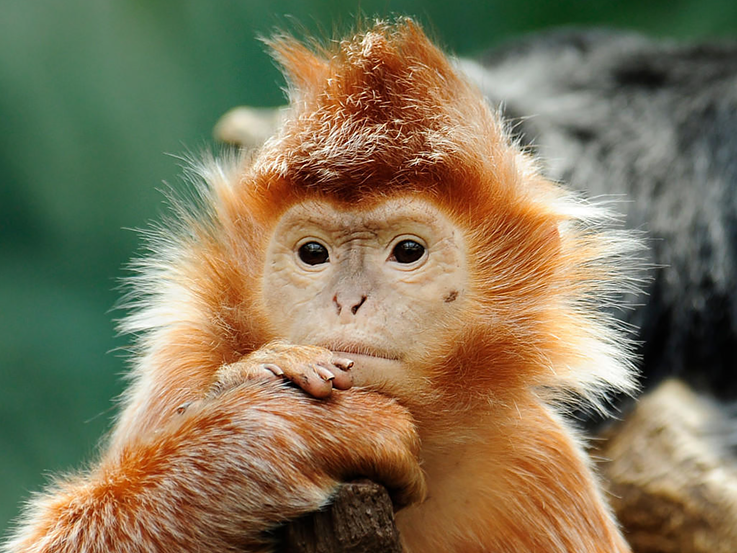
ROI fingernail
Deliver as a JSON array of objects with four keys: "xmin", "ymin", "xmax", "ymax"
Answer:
[
  {"xmin": 316, "ymin": 365, "xmax": 335, "ymax": 381},
  {"xmin": 262, "ymin": 363, "xmax": 284, "ymax": 376},
  {"xmin": 334, "ymin": 358, "xmax": 354, "ymax": 370}
]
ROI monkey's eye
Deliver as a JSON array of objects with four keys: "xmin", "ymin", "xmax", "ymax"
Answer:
[
  {"xmin": 391, "ymin": 240, "xmax": 425, "ymax": 264},
  {"xmin": 298, "ymin": 241, "xmax": 329, "ymax": 265}
]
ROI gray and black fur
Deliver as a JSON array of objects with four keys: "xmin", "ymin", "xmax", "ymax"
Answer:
[{"xmin": 461, "ymin": 30, "xmax": 737, "ymax": 407}]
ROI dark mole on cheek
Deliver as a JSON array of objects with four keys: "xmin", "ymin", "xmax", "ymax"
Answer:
[{"xmin": 444, "ymin": 290, "xmax": 458, "ymax": 303}]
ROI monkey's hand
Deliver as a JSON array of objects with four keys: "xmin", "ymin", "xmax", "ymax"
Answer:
[{"xmin": 211, "ymin": 342, "xmax": 354, "ymax": 399}]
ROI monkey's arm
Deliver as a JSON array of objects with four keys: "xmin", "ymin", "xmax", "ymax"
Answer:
[{"xmin": 5, "ymin": 380, "xmax": 424, "ymax": 553}]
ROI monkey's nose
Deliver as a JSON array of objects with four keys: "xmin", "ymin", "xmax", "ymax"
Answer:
[{"xmin": 334, "ymin": 293, "xmax": 367, "ymax": 323}]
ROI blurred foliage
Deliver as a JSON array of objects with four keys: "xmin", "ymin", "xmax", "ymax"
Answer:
[{"xmin": 1, "ymin": 0, "xmax": 735, "ymax": 537}]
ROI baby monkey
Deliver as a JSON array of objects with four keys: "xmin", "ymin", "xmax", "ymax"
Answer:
[{"xmin": 5, "ymin": 19, "xmax": 642, "ymax": 553}]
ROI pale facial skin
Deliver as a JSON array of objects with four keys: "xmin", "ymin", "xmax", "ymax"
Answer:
[{"xmin": 256, "ymin": 197, "xmax": 469, "ymax": 397}]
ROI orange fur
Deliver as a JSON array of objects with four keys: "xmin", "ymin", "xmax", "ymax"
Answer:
[{"xmin": 4, "ymin": 19, "xmax": 641, "ymax": 552}]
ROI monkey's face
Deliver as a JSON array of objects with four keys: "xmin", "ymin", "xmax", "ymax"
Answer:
[{"xmin": 261, "ymin": 196, "xmax": 468, "ymax": 392}]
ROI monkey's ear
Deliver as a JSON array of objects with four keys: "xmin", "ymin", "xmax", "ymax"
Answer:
[{"xmin": 265, "ymin": 35, "xmax": 330, "ymax": 95}]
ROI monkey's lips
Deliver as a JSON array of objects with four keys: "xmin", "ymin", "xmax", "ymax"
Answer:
[
  {"xmin": 325, "ymin": 347, "xmax": 406, "ymax": 390},
  {"xmin": 324, "ymin": 344, "xmax": 402, "ymax": 375},
  {"xmin": 326, "ymin": 344, "xmax": 399, "ymax": 362},
  {"xmin": 312, "ymin": 342, "xmax": 403, "ymax": 385}
]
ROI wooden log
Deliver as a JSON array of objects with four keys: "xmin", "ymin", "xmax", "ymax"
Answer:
[{"xmin": 276, "ymin": 480, "xmax": 402, "ymax": 553}]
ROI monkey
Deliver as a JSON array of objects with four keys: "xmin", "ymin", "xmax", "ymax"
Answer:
[
  {"xmin": 216, "ymin": 30, "xmax": 737, "ymax": 550},
  {"xmin": 3, "ymin": 19, "xmax": 644, "ymax": 553}
]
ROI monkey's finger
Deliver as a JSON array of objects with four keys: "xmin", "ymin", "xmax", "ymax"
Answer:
[
  {"xmin": 315, "ymin": 364, "xmax": 336, "ymax": 382},
  {"xmin": 315, "ymin": 362, "xmax": 353, "ymax": 390},
  {"xmin": 289, "ymin": 364, "xmax": 333, "ymax": 398},
  {"xmin": 326, "ymin": 364, "xmax": 353, "ymax": 390},
  {"xmin": 325, "ymin": 356, "xmax": 354, "ymax": 390},
  {"xmin": 265, "ymin": 361, "xmax": 335, "ymax": 398}
]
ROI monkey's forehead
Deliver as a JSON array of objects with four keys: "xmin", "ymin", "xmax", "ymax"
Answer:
[{"xmin": 273, "ymin": 197, "xmax": 451, "ymax": 230}]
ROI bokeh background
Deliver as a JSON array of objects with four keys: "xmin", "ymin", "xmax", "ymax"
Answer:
[{"xmin": 2, "ymin": 0, "xmax": 736, "ymax": 536}]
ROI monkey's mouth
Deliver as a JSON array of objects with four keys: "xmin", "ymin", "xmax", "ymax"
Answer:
[
  {"xmin": 323, "ymin": 342, "xmax": 400, "ymax": 362},
  {"xmin": 335, "ymin": 351, "xmax": 400, "ymax": 363}
]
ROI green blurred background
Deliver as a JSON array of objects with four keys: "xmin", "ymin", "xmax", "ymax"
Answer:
[{"xmin": 1, "ymin": 0, "xmax": 736, "ymax": 537}]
